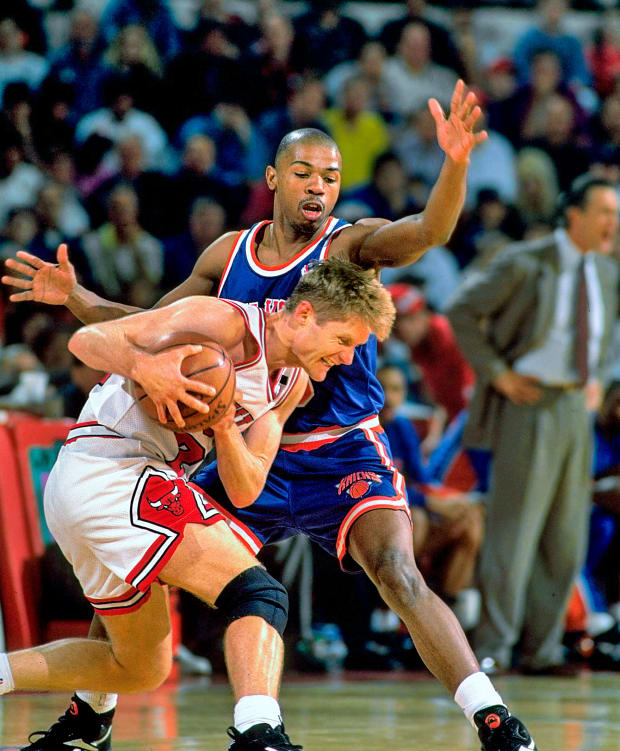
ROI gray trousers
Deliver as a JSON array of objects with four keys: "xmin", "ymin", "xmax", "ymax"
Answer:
[{"xmin": 473, "ymin": 387, "xmax": 592, "ymax": 669}]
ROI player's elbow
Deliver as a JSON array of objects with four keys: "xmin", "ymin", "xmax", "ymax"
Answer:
[
  {"xmin": 229, "ymin": 467, "xmax": 268, "ymax": 508},
  {"xmin": 68, "ymin": 327, "xmax": 90, "ymax": 361}
]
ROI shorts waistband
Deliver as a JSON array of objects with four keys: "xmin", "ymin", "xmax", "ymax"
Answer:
[{"xmin": 280, "ymin": 415, "xmax": 380, "ymax": 452}]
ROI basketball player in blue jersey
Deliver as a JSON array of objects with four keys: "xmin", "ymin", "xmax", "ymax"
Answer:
[{"xmin": 4, "ymin": 80, "xmax": 537, "ymax": 751}]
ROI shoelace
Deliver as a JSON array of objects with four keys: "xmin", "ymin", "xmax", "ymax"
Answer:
[
  {"xmin": 27, "ymin": 710, "xmax": 74, "ymax": 743},
  {"xmin": 227, "ymin": 724, "xmax": 303, "ymax": 750}
]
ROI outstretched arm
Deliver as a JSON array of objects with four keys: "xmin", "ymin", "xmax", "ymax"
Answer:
[
  {"xmin": 2, "ymin": 233, "xmax": 235, "ymax": 324},
  {"xmin": 340, "ymin": 80, "xmax": 487, "ymax": 270}
]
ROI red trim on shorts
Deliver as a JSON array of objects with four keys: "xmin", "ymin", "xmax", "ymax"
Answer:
[
  {"xmin": 190, "ymin": 483, "xmax": 263, "ymax": 556},
  {"xmin": 126, "ymin": 508, "xmax": 224, "ymax": 592},
  {"xmin": 335, "ymin": 496, "xmax": 411, "ymax": 567},
  {"xmin": 88, "ymin": 587, "xmax": 152, "ymax": 616}
]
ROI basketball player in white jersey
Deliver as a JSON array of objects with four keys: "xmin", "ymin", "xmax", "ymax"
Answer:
[{"xmin": 0, "ymin": 261, "xmax": 396, "ymax": 751}]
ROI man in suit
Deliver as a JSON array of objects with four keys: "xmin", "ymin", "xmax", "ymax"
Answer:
[{"xmin": 447, "ymin": 175, "xmax": 619, "ymax": 674}]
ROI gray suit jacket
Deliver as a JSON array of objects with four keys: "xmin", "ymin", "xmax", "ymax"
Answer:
[{"xmin": 446, "ymin": 233, "xmax": 619, "ymax": 449}]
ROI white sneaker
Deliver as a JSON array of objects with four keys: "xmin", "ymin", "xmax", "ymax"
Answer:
[{"xmin": 176, "ymin": 644, "xmax": 212, "ymax": 675}]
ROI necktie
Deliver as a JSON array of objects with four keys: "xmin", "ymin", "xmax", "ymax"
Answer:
[{"xmin": 575, "ymin": 258, "xmax": 589, "ymax": 386}]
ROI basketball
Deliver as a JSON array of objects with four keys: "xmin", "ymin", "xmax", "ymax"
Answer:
[{"xmin": 133, "ymin": 331, "xmax": 236, "ymax": 432}]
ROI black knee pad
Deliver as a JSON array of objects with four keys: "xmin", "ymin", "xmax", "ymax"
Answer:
[{"xmin": 214, "ymin": 565, "xmax": 289, "ymax": 637}]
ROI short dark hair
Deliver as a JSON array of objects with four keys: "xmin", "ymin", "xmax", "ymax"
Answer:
[
  {"xmin": 557, "ymin": 174, "xmax": 615, "ymax": 224},
  {"xmin": 274, "ymin": 128, "xmax": 338, "ymax": 168}
]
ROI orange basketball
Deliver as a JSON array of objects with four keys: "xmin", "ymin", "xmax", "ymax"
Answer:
[{"xmin": 133, "ymin": 331, "xmax": 236, "ymax": 432}]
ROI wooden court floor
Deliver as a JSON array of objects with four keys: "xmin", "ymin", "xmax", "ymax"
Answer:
[{"xmin": 1, "ymin": 670, "xmax": 619, "ymax": 750}]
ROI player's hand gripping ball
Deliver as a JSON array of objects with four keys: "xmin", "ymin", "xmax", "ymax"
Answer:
[{"xmin": 134, "ymin": 332, "xmax": 236, "ymax": 432}]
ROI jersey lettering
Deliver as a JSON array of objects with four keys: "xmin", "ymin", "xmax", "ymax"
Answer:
[{"xmin": 168, "ymin": 433, "xmax": 206, "ymax": 476}]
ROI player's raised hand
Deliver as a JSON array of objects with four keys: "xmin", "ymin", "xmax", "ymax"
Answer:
[
  {"xmin": 2, "ymin": 243, "xmax": 77, "ymax": 305},
  {"xmin": 428, "ymin": 79, "xmax": 487, "ymax": 164}
]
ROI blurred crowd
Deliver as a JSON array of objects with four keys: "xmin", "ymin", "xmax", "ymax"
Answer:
[{"xmin": 1, "ymin": 0, "xmax": 620, "ymax": 675}]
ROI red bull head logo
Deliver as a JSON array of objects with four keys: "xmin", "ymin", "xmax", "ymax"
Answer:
[{"xmin": 143, "ymin": 476, "xmax": 185, "ymax": 516}]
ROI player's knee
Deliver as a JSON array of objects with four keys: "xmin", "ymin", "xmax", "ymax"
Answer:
[
  {"xmin": 214, "ymin": 565, "xmax": 289, "ymax": 637},
  {"xmin": 115, "ymin": 644, "xmax": 173, "ymax": 692},
  {"xmin": 370, "ymin": 548, "xmax": 429, "ymax": 608}
]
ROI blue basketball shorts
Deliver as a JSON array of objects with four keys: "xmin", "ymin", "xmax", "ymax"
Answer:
[{"xmin": 191, "ymin": 416, "xmax": 410, "ymax": 571}]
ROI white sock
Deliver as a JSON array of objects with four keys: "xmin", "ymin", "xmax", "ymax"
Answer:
[
  {"xmin": 0, "ymin": 653, "xmax": 15, "ymax": 695},
  {"xmin": 233, "ymin": 695, "xmax": 282, "ymax": 733},
  {"xmin": 454, "ymin": 671, "xmax": 505, "ymax": 728},
  {"xmin": 75, "ymin": 691, "xmax": 118, "ymax": 713}
]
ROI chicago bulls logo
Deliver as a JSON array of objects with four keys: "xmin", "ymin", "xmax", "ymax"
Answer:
[
  {"xmin": 337, "ymin": 471, "xmax": 382, "ymax": 498},
  {"xmin": 142, "ymin": 475, "xmax": 184, "ymax": 516}
]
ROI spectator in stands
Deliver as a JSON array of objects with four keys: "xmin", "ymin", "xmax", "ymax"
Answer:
[
  {"xmin": 101, "ymin": 24, "xmax": 165, "ymax": 121},
  {"xmin": 456, "ymin": 188, "xmax": 524, "ymax": 271},
  {"xmin": 163, "ymin": 20, "xmax": 247, "ymax": 132},
  {"xmin": 587, "ymin": 17, "xmax": 620, "ymax": 99},
  {"xmin": 99, "ymin": 0, "xmax": 180, "ymax": 63},
  {"xmin": 447, "ymin": 174, "xmax": 620, "ymax": 676},
  {"xmin": 465, "ymin": 112, "xmax": 518, "ymax": 211},
  {"xmin": 168, "ymin": 134, "xmax": 240, "ymax": 231},
  {"xmin": 387, "ymin": 283, "xmax": 475, "ymax": 429},
  {"xmin": 163, "ymin": 197, "xmax": 226, "ymax": 291},
  {"xmin": 32, "ymin": 80, "xmax": 76, "ymax": 163},
  {"xmin": 323, "ymin": 41, "xmax": 393, "ymax": 117},
  {"xmin": 86, "ymin": 136, "xmax": 168, "ymax": 236},
  {"xmin": 45, "ymin": 151, "xmax": 90, "ymax": 239},
  {"xmin": 81, "ymin": 184, "xmax": 163, "ymax": 303},
  {"xmin": 177, "ymin": 101, "xmax": 263, "ymax": 186},
  {"xmin": 483, "ymin": 58, "xmax": 519, "ymax": 139},
  {"xmin": 290, "ymin": 0, "xmax": 367, "ymax": 76},
  {"xmin": 392, "ymin": 104, "xmax": 445, "ymax": 188},
  {"xmin": 340, "ymin": 151, "xmax": 421, "ymax": 223},
  {"xmin": 515, "ymin": 147, "xmax": 560, "ymax": 226},
  {"xmin": 378, "ymin": 0, "xmax": 466, "ymax": 79},
  {"xmin": 513, "ymin": 0, "xmax": 591, "ymax": 88},
  {"xmin": 499, "ymin": 49, "xmax": 586, "ymax": 147},
  {"xmin": 322, "ymin": 76, "xmax": 390, "ymax": 192},
  {"xmin": 61, "ymin": 354, "xmax": 105, "ymax": 419},
  {"xmin": 0, "ymin": 127, "xmax": 45, "ymax": 228},
  {"xmin": 191, "ymin": 0, "xmax": 260, "ymax": 52},
  {"xmin": 0, "ymin": 0, "xmax": 47, "ymax": 56},
  {"xmin": 529, "ymin": 94, "xmax": 591, "ymax": 191},
  {"xmin": 382, "ymin": 22, "xmax": 459, "ymax": 121},
  {"xmin": 75, "ymin": 74, "xmax": 168, "ymax": 171},
  {"xmin": 245, "ymin": 12, "xmax": 297, "ymax": 117},
  {"xmin": 48, "ymin": 9, "xmax": 106, "ymax": 117},
  {"xmin": 27, "ymin": 183, "xmax": 77, "ymax": 263},
  {"xmin": 592, "ymin": 93, "xmax": 620, "ymax": 155},
  {"xmin": 2, "ymin": 82, "xmax": 38, "ymax": 168},
  {"xmin": 0, "ymin": 207, "xmax": 37, "ymax": 263},
  {"xmin": 0, "ymin": 17, "xmax": 48, "ymax": 105},
  {"xmin": 378, "ymin": 364, "xmax": 484, "ymax": 632}
]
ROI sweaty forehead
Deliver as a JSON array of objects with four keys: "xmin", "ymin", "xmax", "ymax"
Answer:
[{"xmin": 280, "ymin": 142, "xmax": 341, "ymax": 170}]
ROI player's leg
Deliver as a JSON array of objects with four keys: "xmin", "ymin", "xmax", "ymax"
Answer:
[
  {"xmin": 158, "ymin": 520, "xmax": 300, "ymax": 751},
  {"xmin": 347, "ymin": 509, "xmax": 536, "ymax": 750},
  {"xmin": 4, "ymin": 582, "xmax": 173, "ymax": 693}
]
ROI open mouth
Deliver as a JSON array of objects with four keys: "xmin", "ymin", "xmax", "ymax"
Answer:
[
  {"xmin": 320, "ymin": 357, "xmax": 334, "ymax": 368},
  {"xmin": 300, "ymin": 201, "xmax": 324, "ymax": 221}
]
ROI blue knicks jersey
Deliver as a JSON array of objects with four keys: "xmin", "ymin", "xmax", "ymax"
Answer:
[{"xmin": 217, "ymin": 217, "xmax": 385, "ymax": 433}]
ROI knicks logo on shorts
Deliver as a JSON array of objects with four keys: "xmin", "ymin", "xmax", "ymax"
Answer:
[
  {"xmin": 337, "ymin": 471, "xmax": 382, "ymax": 499},
  {"xmin": 142, "ymin": 475, "xmax": 185, "ymax": 517}
]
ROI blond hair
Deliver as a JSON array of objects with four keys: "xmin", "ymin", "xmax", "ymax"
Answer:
[{"xmin": 285, "ymin": 258, "xmax": 396, "ymax": 341}]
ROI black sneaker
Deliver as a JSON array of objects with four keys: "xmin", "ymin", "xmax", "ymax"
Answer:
[
  {"xmin": 22, "ymin": 695, "xmax": 114, "ymax": 751},
  {"xmin": 227, "ymin": 723, "xmax": 302, "ymax": 750},
  {"xmin": 473, "ymin": 705, "xmax": 537, "ymax": 751}
]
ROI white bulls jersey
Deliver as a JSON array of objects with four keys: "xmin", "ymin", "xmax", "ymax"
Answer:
[{"xmin": 64, "ymin": 300, "xmax": 302, "ymax": 478}]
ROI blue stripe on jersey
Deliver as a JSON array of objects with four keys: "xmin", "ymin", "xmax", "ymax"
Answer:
[{"xmin": 217, "ymin": 217, "xmax": 385, "ymax": 433}]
